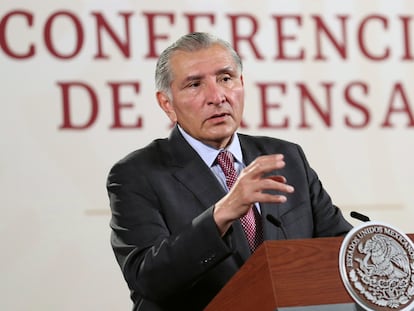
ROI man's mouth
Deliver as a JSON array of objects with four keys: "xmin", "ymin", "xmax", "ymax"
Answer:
[{"xmin": 209, "ymin": 113, "xmax": 229, "ymax": 120}]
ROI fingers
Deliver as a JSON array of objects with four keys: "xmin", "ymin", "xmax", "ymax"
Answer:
[
  {"xmin": 268, "ymin": 175, "xmax": 286, "ymax": 183},
  {"xmin": 213, "ymin": 154, "xmax": 295, "ymax": 235},
  {"xmin": 242, "ymin": 154, "xmax": 286, "ymax": 179},
  {"xmin": 257, "ymin": 176, "xmax": 294, "ymax": 195},
  {"xmin": 239, "ymin": 154, "xmax": 295, "ymax": 198}
]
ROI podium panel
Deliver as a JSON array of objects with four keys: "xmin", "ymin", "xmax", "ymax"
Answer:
[{"xmin": 205, "ymin": 234, "xmax": 414, "ymax": 311}]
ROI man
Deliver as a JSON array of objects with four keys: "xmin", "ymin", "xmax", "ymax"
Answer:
[{"xmin": 107, "ymin": 32, "xmax": 352, "ymax": 311}]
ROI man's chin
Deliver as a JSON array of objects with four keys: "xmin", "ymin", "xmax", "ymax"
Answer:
[
  {"xmin": 212, "ymin": 123, "xmax": 236, "ymax": 134},
  {"xmin": 203, "ymin": 130, "xmax": 236, "ymax": 148}
]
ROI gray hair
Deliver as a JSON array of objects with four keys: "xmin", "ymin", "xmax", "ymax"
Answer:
[{"xmin": 155, "ymin": 32, "xmax": 243, "ymax": 96}]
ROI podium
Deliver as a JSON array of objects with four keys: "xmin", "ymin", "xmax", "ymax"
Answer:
[{"xmin": 205, "ymin": 234, "xmax": 414, "ymax": 311}]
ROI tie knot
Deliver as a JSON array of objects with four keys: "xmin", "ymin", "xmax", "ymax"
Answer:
[{"xmin": 217, "ymin": 150, "xmax": 234, "ymax": 166}]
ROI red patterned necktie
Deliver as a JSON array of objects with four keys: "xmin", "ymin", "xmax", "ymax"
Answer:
[{"xmin": 216, "ymin": 150, "xmax": 263, "ymax": 252}]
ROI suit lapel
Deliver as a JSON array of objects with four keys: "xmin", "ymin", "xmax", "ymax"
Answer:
[
  {"xmin": 174, "ymin": 159, "xmax": 226, "ymax": 209},
  {"xmin": 166, "ymin": 128, "xmax": 253, "ymax": 259},
  {"xmin": 166, "ymin": 127, "xmax": 226, "ymax": 209}
]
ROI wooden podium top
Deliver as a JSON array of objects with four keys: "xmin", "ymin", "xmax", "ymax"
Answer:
[{"xmin": 205, "ymin": 234, "xmax": 414, "ymax": 311}]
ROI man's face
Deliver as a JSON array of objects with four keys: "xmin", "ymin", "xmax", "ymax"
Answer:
[{"xmin": 157, "ymin": 44, "xmax": 244, "ymax": 149}]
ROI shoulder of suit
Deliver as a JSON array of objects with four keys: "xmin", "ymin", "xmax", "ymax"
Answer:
[
  {"xmin": 237, "ymin": 132, "xmax": 299, "ymax": 149},
  {"xmin": 113, "ymin": 137, "xmax": 169, "ymax": 167}
]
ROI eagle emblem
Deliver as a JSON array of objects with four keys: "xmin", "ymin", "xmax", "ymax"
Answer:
[{"xmin": 339, "ymin": 222, "xmax": 414, "ymax": 311}]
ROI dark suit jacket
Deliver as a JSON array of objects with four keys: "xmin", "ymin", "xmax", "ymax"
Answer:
[{"xmin": 107, "ymin": 126, "xmax": 352, "ymax": 311}]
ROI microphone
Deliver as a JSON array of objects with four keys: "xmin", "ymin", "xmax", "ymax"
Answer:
[
  {"xmin": 350, "ymin": 211, "xmax": 371, "ymax": 222},
  {"xmin": 266, "ymin": 214, "xmax": 288, "ymax": 239}
]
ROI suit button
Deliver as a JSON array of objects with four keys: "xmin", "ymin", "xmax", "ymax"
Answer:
[{"xmin": 201, "ymin": 254, "xmax": 216, "ymax": 265}]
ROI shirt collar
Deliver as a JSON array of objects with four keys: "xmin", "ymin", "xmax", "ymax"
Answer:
[{"xmin": 177, "ymin": 125, "xmax": 243, "ymax": 167}]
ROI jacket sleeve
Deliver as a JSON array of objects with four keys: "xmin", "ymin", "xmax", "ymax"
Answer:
[{"xmin": 107, "ymin": 159, "xmax": 233, "ymax": 304}]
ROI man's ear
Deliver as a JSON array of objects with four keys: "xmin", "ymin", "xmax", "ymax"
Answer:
[{"xmin": 156, "ymin": 91, "xmax": 177, "ymax": 123}]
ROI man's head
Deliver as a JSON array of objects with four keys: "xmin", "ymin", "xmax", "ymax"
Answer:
[{"xmin": 155, "ymin": 32, "xmax": 245, "ymax": 149}]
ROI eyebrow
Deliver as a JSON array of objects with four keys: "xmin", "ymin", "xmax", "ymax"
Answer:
[
  {"xmin": 183, "ymin": 66, "xmax": 238, "ymax": 84},
  {"xmin": 183, "ymin": 74, "xmax": 203, "ymax": 84},
  {"xmin": 216, "ymin": 66, "xmax": 238, "ymax": 76}
]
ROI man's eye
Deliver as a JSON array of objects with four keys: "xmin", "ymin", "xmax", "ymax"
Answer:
[{"xmin": 188, "ymin": 82, "xmax": 200, "ymax": 88}]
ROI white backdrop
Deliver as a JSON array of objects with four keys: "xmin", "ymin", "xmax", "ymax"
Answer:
[{"xmin": 1, "ymin": 0, "xmax": 414, "ymax": 310}]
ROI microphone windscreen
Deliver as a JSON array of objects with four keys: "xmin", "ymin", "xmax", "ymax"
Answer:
[{"xmin": 350, "ymin": 211, "xmax": 370, "ymax": 222}]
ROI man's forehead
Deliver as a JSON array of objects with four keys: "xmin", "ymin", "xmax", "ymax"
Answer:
[{"xmin": 170, "ymin": 46, "xmax": 238, "ymax": 76}]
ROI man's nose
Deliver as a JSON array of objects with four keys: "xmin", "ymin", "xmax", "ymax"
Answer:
[{"xmin": 206, "ymin": 81, "xmax": 226, "ymax": 105}]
